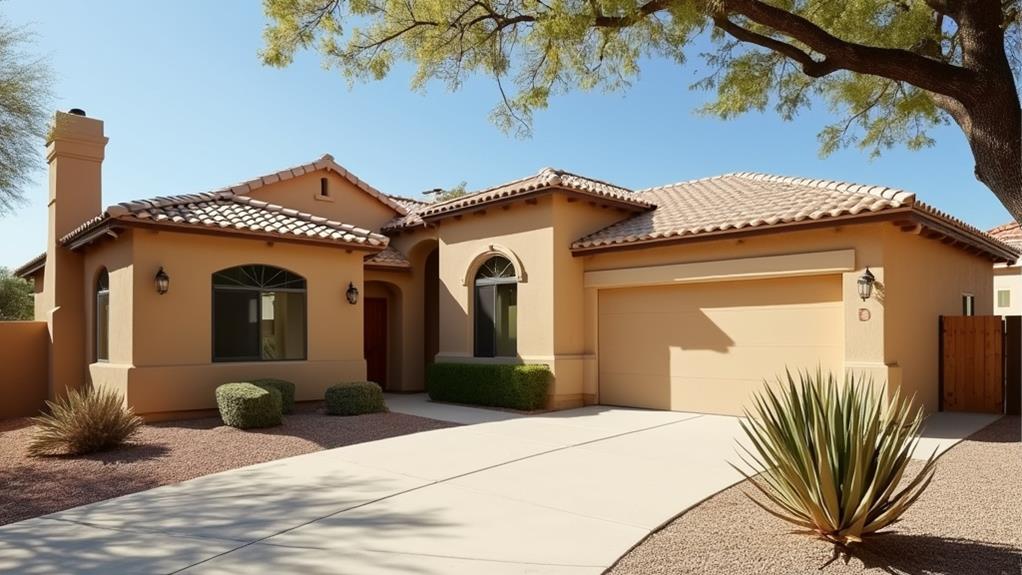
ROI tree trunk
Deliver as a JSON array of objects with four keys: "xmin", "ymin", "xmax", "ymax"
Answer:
[{"xmin": 959, "ymin": 82, "xmax": 1022, "ymax": 223}]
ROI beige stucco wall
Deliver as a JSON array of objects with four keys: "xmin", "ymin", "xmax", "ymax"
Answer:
[
  {"xmin": 0, "ymin": 321, "xmax": 49, "ymax": 418},
  {"xmin": 579, "ymin": 222, "xmax": 995, "ymax": 414},
  {"xmin": 432, "ymin": 194, "xmax": 635, "ymax": 408},
  {"xmin": 883, "ymin": 227, "xmax": 995, "ymax": 411},
  {"xmin": 86, "ymin": 228, "xmax": 369, "ymax": 417},
  {"xmin": 245, "ymin": 170, "xmax": 398, "ymax": 232}
]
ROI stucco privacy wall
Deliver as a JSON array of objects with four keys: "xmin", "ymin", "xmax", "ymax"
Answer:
[
  {"xmin": 86, "ymin": 228, "xmax": 368, "ymax": 417},
  {"xmin": 0, "ymin": 322, "xmax": 48, "ymax": 419},
  {"xmin": 580, "ymin": 224, "xmax": 892, "ymax": 412}
]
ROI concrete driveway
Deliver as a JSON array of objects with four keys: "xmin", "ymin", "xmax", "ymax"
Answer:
[{"xmin": 0, "ymin": 395, "xmax": 994, "ymax": 575}]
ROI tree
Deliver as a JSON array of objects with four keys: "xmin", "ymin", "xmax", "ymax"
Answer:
[
  {"xmin": 0, "ymin": 267, "xmax": 34, "ymax": 321},
  {"xmin": 0, "ymin": 18, "xmax": 51, "ymax": 215},
  {"xmin": 261, "ymin": 0, "xmax": 1021, "ymax": 221}
]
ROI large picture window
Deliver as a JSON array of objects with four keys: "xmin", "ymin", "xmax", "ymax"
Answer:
[
  {"xmin": 96, "ymin": 269, "xmax": 110, "ymax": 362},
  {"xmin": 212, "ymin": 265, "xmax": 307, "ymax": 362},
  {"xmin": 474, "ymin": 256, "xmax": 517, "ymax": 357}
]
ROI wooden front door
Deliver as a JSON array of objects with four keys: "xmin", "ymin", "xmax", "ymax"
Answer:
[
  {"xmin": 364, "ymin": 297, "xmax": 388, "ymax": 388},
  {"xmin": 940, "ymin": 316, "xmax": 1004, "ymax": 413}
]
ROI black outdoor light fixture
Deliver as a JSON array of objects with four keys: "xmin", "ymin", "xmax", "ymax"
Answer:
[
  {"xmin": 857, "ymin": 268, "xmax": 875, "ymax": 301},
  {"xmin": 155, "ymin": 267, "xmax": 170, "ymax": 295},
  {"xmin": 346, "ymin": 282, "xmax": 359, "ymax": 305}
]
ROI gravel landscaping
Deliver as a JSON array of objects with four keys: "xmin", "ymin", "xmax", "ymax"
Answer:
[
  {"xmin": 610, "ymin": 415, "xmax": 1021, "ymax": 575},
  {"xmin": 0, "ymin": 403, "xmax": 455, "ymax": 526}
]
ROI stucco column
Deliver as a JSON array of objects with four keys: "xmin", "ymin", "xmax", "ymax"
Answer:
[
  {"xmin": 842, "ymin": 265, "xmax": 896, "ymax": 395},
  {"xmin": 42, "ymin": 110, "xmax": 108, "ymax": 399}
]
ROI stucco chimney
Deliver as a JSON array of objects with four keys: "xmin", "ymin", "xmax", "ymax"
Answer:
[{"xmin": 41, "ymin": 109, "xmax": 108, "ymax": 399}]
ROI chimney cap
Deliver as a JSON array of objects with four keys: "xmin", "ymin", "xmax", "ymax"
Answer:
[{"xmin": 68, "ymin": 108, "xmax": 86, "ymax": 116}]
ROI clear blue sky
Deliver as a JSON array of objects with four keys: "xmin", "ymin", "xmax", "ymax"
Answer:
[{"xmin": 0, "ymin": 0, "xmax": 1012, "ymax": 269}]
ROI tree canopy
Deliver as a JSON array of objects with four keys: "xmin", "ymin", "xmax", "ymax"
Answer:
[
  {"xmin": 0, "ymin": 267, "xmax": 33, "ymax": 321},
  {"xmin": 262, "ymin": 0, "xmax": 1022, "ymax": 221},
  {"xmin": 0, "ymin": 18, "xmax": 51, "ymax": 215}
]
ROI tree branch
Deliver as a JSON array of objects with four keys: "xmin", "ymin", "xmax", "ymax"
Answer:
[
  {"xmin": 723, "ymin": 0, "xmax": 977, "ymax": 100},
  {"xmin": 712, "ymin": 16, "xmax": 837, "ymax": 77}
]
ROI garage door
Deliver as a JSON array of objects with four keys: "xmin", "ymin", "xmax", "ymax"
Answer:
[{"xmin": 598, "ymin": 275, "xmax": 844, "ymax": 415}]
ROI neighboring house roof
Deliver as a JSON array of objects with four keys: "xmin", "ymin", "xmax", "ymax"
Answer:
[
  {"xmin": 13, "ymin": 252, "xmax": 46, "ymax": 278},
  {"xmin": 573, "ymin": 172, "xmax": 1018, "ymax": 262},
  {"xmin": 403, "ymin": 168, "xmax": 653, "ymax": 227},
  {"xmin": 987, "ymin": 221, "xmax": 1022, "ymax": 253},
  {"xmin": 62, "ymin": 192, "xmax": 388, "ymax": 250},
  {"xmin": 365, "ymin": 245, "xmax": 412, "ymax": 270}
]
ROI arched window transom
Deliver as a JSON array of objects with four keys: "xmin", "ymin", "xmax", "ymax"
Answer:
[
  {"xmin": 212, "ymin": 265, "xmax": 307, "ymax": 362},
  {"xmin": 474, "ymin": 256, "xmax": 517, "ymax": 357}
]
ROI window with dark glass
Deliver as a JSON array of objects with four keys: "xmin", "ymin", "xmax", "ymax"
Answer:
[
  {"xmin": 96, "ymin": 269, "xmax": 110, "ymax": 362},
  {"xmin": 962, "ymin": 294, "xmax": 976, "ymax": 316},
  {"xmin": 212, "ymin": 265, "xmax": 307, "ymax": 362},
  {"xmin": 474, "ymin": 256, "xmax": 517, "ymax": 357}
]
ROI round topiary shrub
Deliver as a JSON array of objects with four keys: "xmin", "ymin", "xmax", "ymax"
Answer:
[
  {"xmin": 325, "ymin": 381, "xmax": 386, "ymax": 416},
  {"xmin": 215, "ymin": 382, "xmax": 282, "ymax": 429},
  {"xmin": 250, "ymin": 378, "xmax": 296, "ymax": 414}
]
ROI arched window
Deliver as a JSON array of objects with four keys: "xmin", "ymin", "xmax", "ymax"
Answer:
[
  {"xmin": 474, "ymin": 256, "xmax": 517, "ymax": 357},
  {"xmin": 95, "ymin": 269, "xmax": 110, "ymax": 362},
  {"xmin": 212, "ymin": 265, "xmax": 307, "ymax": 362}
]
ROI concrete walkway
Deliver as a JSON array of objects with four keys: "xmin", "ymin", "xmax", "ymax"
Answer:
[{"xmin": 0, "ymin": 395, "xmax": 996, "ymax": 575}]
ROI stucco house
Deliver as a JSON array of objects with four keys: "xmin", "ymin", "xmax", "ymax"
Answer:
[
  {"xmin": 988, "ymin": 221, "xmax": 1022, "ymax": 316},
  {"xmin": 15, "ymin": 110, "xmax": 1017, "ymax": 420}
]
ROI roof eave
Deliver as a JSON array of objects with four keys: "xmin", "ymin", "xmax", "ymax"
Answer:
[
  {"xmin": 65, "ymin": 218, "xmax": 388, "ymax": 253},
  {"xmin": 13, "ymin": 253, "xmax": 46, "ymax": 278},
  {"xmin": 420, "ymin": 186, "xmax": 653, "ymax": 224}
]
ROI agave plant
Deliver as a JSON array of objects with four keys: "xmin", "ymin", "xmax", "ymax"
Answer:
[
  {"xmin": 735, "ymin": 369, "xmax": 937, "ymax": 546},
  {"xmin": 28, "ymin": 386, "xmax": 143, "ymax": 457}
]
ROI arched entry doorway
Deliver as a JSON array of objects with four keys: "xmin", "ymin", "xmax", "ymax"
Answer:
[{"xmin": 364, "ymin": 281, "xmax": 402, "ymax": 390}]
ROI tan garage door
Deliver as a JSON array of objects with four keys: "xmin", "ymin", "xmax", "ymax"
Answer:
[{"xmin": 598, "ymin": 275, "xmax": 844, "ymax": 415}]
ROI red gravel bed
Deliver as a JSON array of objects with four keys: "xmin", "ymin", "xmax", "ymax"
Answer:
[{"xmin": 0, "ymin": 404, "xmax": 456, "ymax": 526}]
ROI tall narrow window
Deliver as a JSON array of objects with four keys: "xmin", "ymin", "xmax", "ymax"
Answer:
[
  {"xmin": 96, "ymin": 269, "xmax": 110, "ymax": 362},
  {"xmin": 962, "ymin": 294, "xmax": 976, "ymax": 316},
  {"xmin": 474, "ymin": 256, "xmax": 517, "ymax": 357},
  {"xmin": 998, "ymin": 289, "xmax": 1011, "ymax": 308},
  {"xmin": 319, "ymin": 177, "xmax": 329, "ymax": 197},
  {"xmin": 212, "ymin": 265, "xmax": 307, "ymax": 362}
]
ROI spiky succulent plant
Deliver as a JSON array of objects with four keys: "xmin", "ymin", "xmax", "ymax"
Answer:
[{"xmin": 736, "ymin": 369, "xmax": 936, "ymax": 546}]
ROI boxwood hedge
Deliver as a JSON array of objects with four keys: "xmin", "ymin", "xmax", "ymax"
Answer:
[
  {"xmin": 325, "ymin": 381, "xmax": 387, "ymax": 416},
  {"xmin": 250, "ymin": 378, "xmax": 296, "ymax": 414},
  {"xmin": 215, "ymin": 382, "xmax": 282, "ymax": 429},
  {"xmin": 426, "ymin": 363, "xmax": 551, "ymax": 411}
]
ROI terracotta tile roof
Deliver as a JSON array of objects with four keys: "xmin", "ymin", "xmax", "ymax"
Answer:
[
  {"xmin": 381, "ymin": 195, "xmax": 434, "ymax": 231},
  {"xmin": 988, "ymin": 221, "xmax": 1022, "ymax": 252},
  {"xmin": 62, "ymin": 191, "xmax": 388, "ymax": 249},
  {"xmin": 572, "ymin": 172, "xmax": 1018, "ymax": 261},
  {"xmin": 234, "ymin": 154, "xmax": 407, "ymax": 215},
  {"xmin": 60, "ymin": 154, "xmax": 395, "ymax": 250},
  {"xmin": 13, "ymin": 252, "xmax": 46, "ymax": 278},
  {"xmin": 365, "ymin": 245, "xmax": 412, "ymax": 269},
  {"xmin": 411, "ymin": 168, "xmax": 653, "ymax": 224}
]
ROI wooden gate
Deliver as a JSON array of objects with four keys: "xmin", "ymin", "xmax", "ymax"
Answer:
[{"xmin": 939, "ymin": 316, "xmax": 1004, "ymax": 413}]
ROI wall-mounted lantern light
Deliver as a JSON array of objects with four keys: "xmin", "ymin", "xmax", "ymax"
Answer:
[
  {"xmin": 155, "ymin": 267, "xmax": 170, "ymax": 295},
  {"xmin": 857, "ymin": 268, "xmax": 875, "ymax": 301},
  {"xmin": 346, "ymin": 282, "xmax": 359, "ymax": 305}
]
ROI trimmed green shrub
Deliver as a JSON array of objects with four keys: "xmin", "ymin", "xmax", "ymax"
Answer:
[
  {"xmin": 325, "ymin": 381, "xmax": 387, "ymax": 416},
  {"xmin": 215, "ymin": 382, "xmax": 282, "ymax": 429},
  {"xmin": 250, "ymin": 378, "xmax": 296, "ymax": 414},
  {"xmin": 426, "ymin": 363, "xmax": 551, "ymax": 411}
]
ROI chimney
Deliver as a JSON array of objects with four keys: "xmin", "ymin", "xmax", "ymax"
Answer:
[{"xmin": 41, "ymin": 109, "xmax": 108, "ymax": 399}]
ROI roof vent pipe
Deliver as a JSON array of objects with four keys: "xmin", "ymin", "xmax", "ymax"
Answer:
[{"xmin": 68, "ymin": 108, "xmax": 86, "ymax": 116}]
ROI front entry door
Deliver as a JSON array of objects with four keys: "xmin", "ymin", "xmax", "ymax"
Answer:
[{"xmin": 364, "ymin": 297, "xmax": 388, "ymax": 388}]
